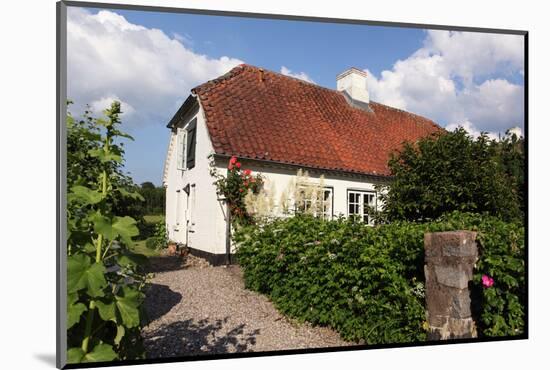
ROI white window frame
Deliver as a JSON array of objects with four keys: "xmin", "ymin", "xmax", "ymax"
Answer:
[
  {"xmin": 296, "ymin": 186, "xmax": 333, "ymax": 220},
  {"xmin": 176, "ymin": 128, "xmax": 187, "ymax": 171},
  {"xmin": 347, "ymin": 189, "xmax": 377, "ymax": 225}
]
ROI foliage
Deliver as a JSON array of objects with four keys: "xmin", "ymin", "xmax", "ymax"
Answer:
[
  {"xmin": 378, "ymin": 128, "xmax": 523, "ymax": 223},
  {"xmin": 67, "ymin": 101, "xmax": 149, "ymax": 363},
  {"xmin": 145, "ymin": 219, "xmax": 168, "ymax": 250},
  {"xmin": 67, "ymin": 102, "xmax": 145, "ymax": 224},
  {"xmin": 235, "ymin": 212, "xmax": 524, "ymax": 343},
  {"xmin": 138, "ymin": 182, "xmax": 166, "ymax": 215},
  {"xmin": 209, "ymin": 155, "xmax": 264, "ymax": 225}
]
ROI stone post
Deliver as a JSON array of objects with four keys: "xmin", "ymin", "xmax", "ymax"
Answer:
[{"xmin": 424, "ymin": 231, "xmax": 478, "ymax": 340}]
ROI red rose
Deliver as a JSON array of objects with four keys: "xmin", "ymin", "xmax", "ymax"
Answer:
[
  {"xmin": 229, "ymin": 156, "xmax": 238, "ymax": 165},
  {"xmin": 239, "ymin": 188, "xmax": 243, "ymax": 192},
  {"xmin": 228, "ymin": 163, "xmax": 234, "ymax": 170},
  {"xmin": 244, "ymin": 169, "xmax": 252, "ymax": 176},
  {"xmin": 244, "ymin": 181, "xmax": 249, "ymax": 186},
  {"xmin": 236, "ymin": 162, "xmax": 241, "ymax": 168}
]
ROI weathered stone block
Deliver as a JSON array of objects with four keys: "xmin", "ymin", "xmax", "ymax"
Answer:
[{"xmin": 424, "ymin": 231, "xmax": 478, "ymax": 340}]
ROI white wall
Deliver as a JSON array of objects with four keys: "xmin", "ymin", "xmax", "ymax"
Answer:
[
  {"xmin": 237, "ymin": 162, "xmax": 387, "ymax": 220},
  {"xmin": 164, "ymin": 102, "xmax": 228, "ymax": 255}
]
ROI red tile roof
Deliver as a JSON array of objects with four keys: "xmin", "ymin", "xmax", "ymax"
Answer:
[{"xmin": 192, "ymin": 64, "xmax": 442, "ymax": 177}]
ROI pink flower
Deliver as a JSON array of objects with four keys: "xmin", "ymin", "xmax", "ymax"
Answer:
[
  {"xmin": 482, "ymin": 274, "xmax": 494, "ymax": 288},
  {"xmin": 236, "ymin": 162, "xmax": 241, "ymax": 169},
  {"xmin": 244, "ymin": 169, "xmax": 252, "ymax": 176},
  {"xmin": 229, "ymin": 156, "xmax": 238, "ymax": 165},
  {"xmin": 228, "ymin": 163, "xmax": 234, "ymax": 170}
]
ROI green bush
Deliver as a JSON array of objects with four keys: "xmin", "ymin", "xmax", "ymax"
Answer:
[
  {"xmin": 145, "ymin": 220, "xmax": 168, "ymax": 250},
  {"xmin": 235, "ymin": 212, "xmax": 524, "ymax": 344},
  {"xmin": 379, "ymin": 128, "xmax": 523, "ymax": 223}
]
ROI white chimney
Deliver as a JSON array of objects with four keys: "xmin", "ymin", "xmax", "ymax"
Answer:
[{"xmin": 336, "ymin": 67, "xmax": 370, "ymax": 109}]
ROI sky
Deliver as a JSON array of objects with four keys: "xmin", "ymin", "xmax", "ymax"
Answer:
[{"xmin": 66, "ymin": 6, "xmax": 525, "ymax": 185}]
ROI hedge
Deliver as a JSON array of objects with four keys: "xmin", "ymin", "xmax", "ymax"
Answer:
[{"xmin": 234, "ymin": 212, "xmax": 525, "ymax": 344}]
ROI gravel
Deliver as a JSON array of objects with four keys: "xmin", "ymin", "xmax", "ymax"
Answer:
[{"xmin": 141, "ymin": 255, "xmax": 354, "ymax": 358}]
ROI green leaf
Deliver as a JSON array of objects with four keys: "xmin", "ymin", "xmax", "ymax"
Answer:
[
  {"xmin": 95, "ymin": 299, "xmax": 116, "ymax": 322},
  {"xmin": 117, "ymin": 187, "xmax": 145, "ymax": 201},
  {"xmin": 115, "ymin": 287, "xmax": 142, "ymax": 328},
  {"xmin": 69, "ymin": 185, "xmax": 104, "ymax": 205},
  {"xmin": 67, "ymin": 347, "xmax": 85, "ymax": 364},
  {"xmin": 112, "ymin": 216, "xmax": 140, "ymax": 246},
  {"xmin": 67, "ymin": 300, "xmax": 87, "ymax": 329},
  {"xmin": 89, "ymin": 148, "xmax": 122, "ymax": 163},
  {"xmin": 82, "ymin": 343, "xmax": 118, "ymax": 363},
  {"xmin": 114, "ymin": 325, "xmax": 126, "ymax": 345},
  {"xmin": 67, "ymin": 254, "xmax": 107, "ymax": 297},
  {"xmin": 117, "ymin": 251, "xmax": 148, "ymax": 268},
  {"xmin": 92, "ymin": 214, "xmax": 139, "ymax": 246}
]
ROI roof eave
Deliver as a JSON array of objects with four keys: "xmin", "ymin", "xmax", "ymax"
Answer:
[
  {"xmin": 166, "ymin": 93, "xmax": 198, "ymax": 128},
  {"xmin": 212, "ymin": 153, "xmax": 392, "ymax": 181}
]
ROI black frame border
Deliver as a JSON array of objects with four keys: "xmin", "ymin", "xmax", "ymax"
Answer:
[{"xmin": 57, "ymin": 1, "xmax": 529, "ymax": 369}]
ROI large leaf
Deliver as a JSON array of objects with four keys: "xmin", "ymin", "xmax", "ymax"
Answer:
[
  {"xmin": 88, "ymin": 148, "xmax": 122, "ymax": 163},
  {"xmin": 95, "ymin": 299, "xmax": 116, "ymax": 322},
  {"xmin": 67, "ymin": 292, "xmax": 87, "ymax": 329},
  {"xmin": 115, "ymin": 287, "xmax": 142, "ymax": 328},
  {"xmin": 92, "ymin": 214, "xmax": 139, "ymax": 246},
  {"xmin": 69, "ymin": 185, "xmax": 104, "ymax": 205},
  {"xmin": 67, "ymin": 254, "xmax": 107, "ymax": 297},
  {"xmin": 117, "ymin": 251, "xmax": 148, "ymax": 268},
  {"xmin": 82, "ymin": 343, "xmax": 118, "ymax": 363},
  {"xmin": 67, "ymin": 347, "xmax": 85, "ymax": 364}
]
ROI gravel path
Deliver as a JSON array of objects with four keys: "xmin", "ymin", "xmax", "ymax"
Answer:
[{"xmin": 141, "ymin": 255, "xmax": 353, "ymax": 358}]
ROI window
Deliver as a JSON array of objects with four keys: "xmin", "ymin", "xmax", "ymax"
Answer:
[
  {"xmin": 296, "ymin": 186, "xmax": 333, "ymax": 219},
  {"xmin": 176, "ymin": 117, "xmax": 197, "ymax": 170},
  {"xmin": 347, "ymin": 190, "xmax": 376, "ymax": 224},
  {"xmin": 176, "ymin": 129, "xmax": 187, "ymax": 170}
]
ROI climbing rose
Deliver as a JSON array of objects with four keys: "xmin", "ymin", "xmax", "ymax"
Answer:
[
  {"xmin": 236, "ymin": 162, "xmax": 241, "ymax": 169},
  {"xmin": 228, "ymin": 163, "xmax": 234, "ymax": 170},
  {"xmin": 229, "ymin": 156, "xmax": 238, "ymax": 165},
  {"xmin": 482, "ymin": 274, "xmax": 494, "ymax": 288},
  {"xmin": 244, "ymin": 169, "xmax": 252, "ymax": 176}
]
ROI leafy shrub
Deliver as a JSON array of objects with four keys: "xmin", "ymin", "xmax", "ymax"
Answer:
[
  {"xmin": 235, "ymin": 212, "xmax": 524, "ymax": 344},
  {"xmin": 209, "ymin": 155, "xmax": 264, "ymax": 225},
  {"xmin": 145, "ymin": 220, "xmax": 168, "ymax": 250},
  {"xmin": 379, "ymin": 128, "xmax": 523, "ymax": 223},
  {"xmin": 67, "ymin": 102, "xmax": 148, "ymax": 363}
]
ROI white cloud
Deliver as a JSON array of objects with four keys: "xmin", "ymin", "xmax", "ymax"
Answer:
[
  {"xmin": 67, "ymin": 8, "xmax": 244, "ymax": 126},
  {"xmin": 365, "ymin": 30, "xmax": 524, "ymax": 137},
  {"xmin": 280, "ymin": 66, "xmax": 315, "ymax": 83}
]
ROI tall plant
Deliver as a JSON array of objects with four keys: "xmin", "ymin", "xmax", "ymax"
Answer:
[{"xmin": 66, "ymin": 102, "xmax": 147, "ymax": 363}]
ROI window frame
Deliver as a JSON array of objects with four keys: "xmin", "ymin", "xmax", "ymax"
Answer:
[
  {"xmin": 295, "ymin": 185, "xmax": 334, "ymax": 219},
  {"xmin": 176, "ymin": 116, "xmax": 197, "ymax": 171},
  {"xmin": 347, "ymin": 189, "xmax": 377, "ymax": 225}
]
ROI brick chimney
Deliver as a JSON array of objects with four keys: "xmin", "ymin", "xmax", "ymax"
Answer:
[{"xmin": 336, "ymin": 67, "xmax": 370, "ymax": 110}]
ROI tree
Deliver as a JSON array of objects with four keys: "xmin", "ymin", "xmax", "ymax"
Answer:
[{"xmin": 377, "ymin": 128, "xmax": 523, "ymax": 223}]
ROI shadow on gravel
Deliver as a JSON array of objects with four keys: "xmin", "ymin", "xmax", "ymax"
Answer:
[
  {"xmin": 145, "ymin": 256, "xmax": 185, "ymax": 273},
  {"xmin": 143, "ymin": 317, "xmax": 260, "ymax": 358},
  {"xmin": 143, "ymin": 284, "xmax": 183, "ymax": 324}
]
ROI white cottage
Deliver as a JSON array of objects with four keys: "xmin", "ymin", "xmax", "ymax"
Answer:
[{"xmin": 163, "ymin": 64, "xmax": 440, "ymax": 264}]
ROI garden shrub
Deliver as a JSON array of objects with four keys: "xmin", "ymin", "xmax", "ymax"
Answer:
[{"xmin": 235, "ymin": 212, "xmax": 524, "ymax": 344}]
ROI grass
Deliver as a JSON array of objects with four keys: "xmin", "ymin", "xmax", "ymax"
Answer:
[
  {"xmin": 143, "ymin": 214, "xmax": 164, "ymax": 224},
  {"xmin": 131, "ymin": 239, "xmax": 160, "ymax": 257}
]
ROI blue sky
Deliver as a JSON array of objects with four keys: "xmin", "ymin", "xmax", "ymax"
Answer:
[{"xmin": 67, "ymin": 6, "xmax": 525, "ymax": 185}]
